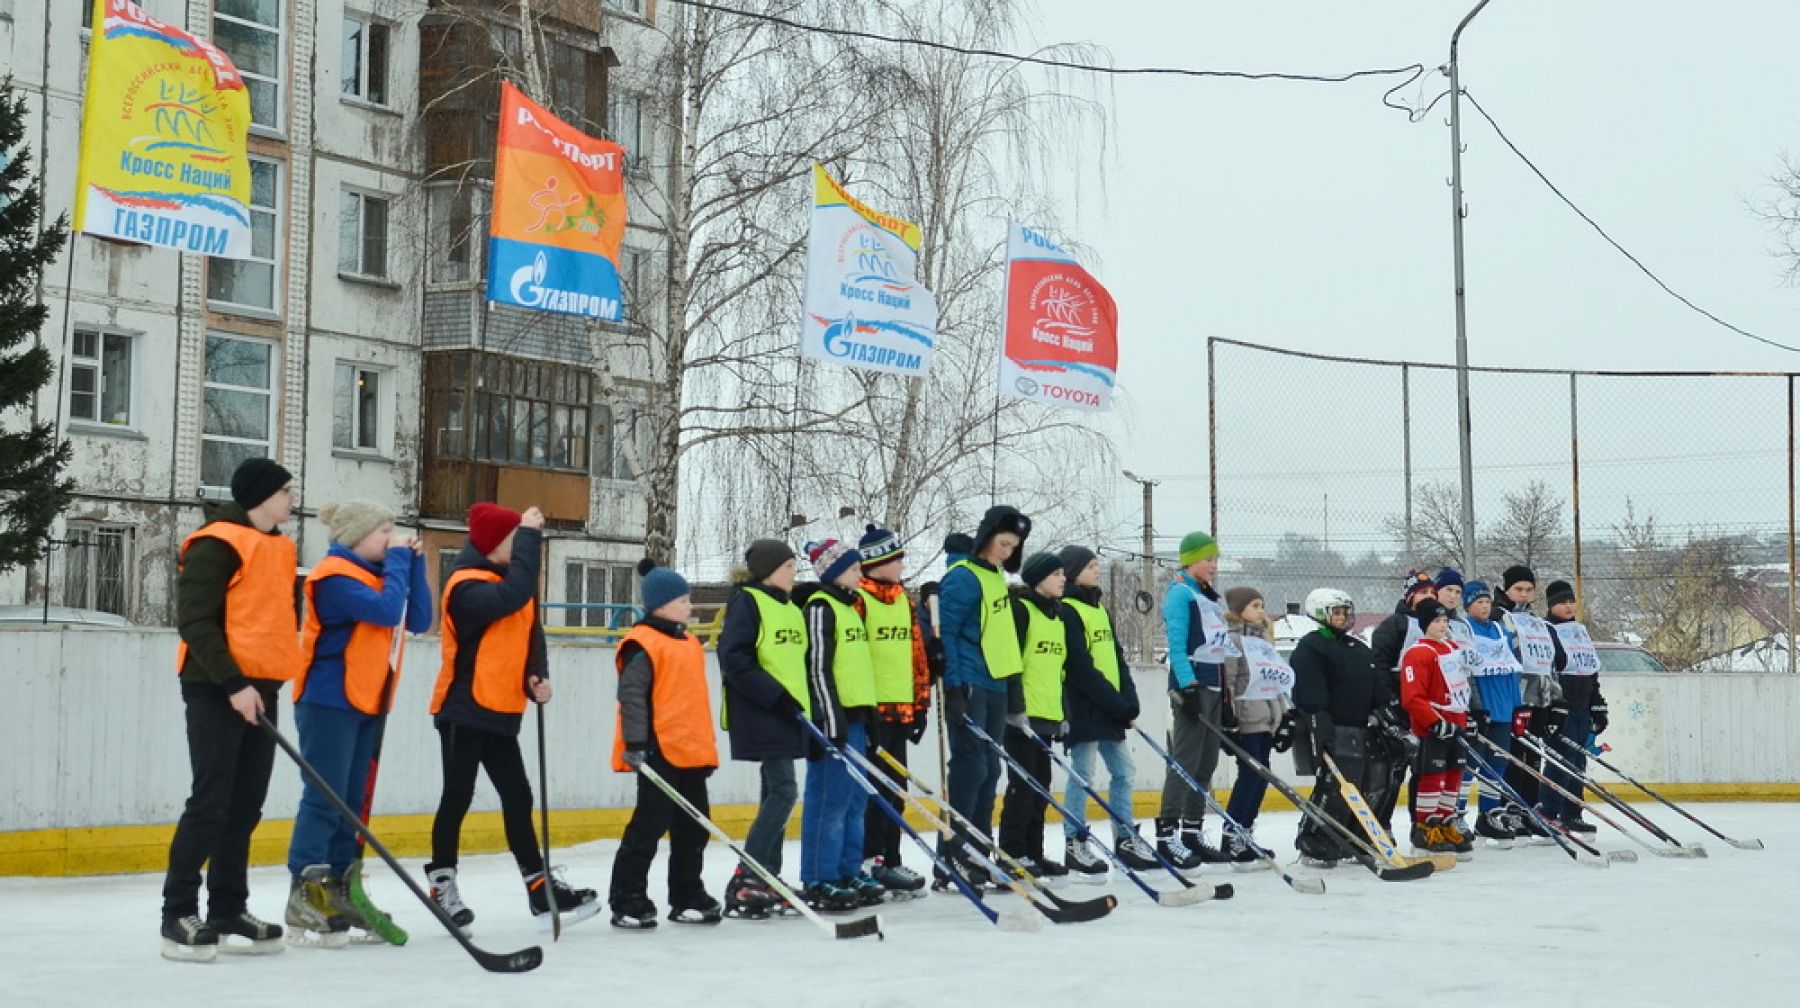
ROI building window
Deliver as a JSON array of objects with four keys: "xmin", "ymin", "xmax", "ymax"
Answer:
[
  {"xmin": 563, "ymin": 561, "xmax": 634, "ymax": 627},
  {"xmin": 207, "ymin": 157, "xmax": 281, "ymax": 312},
  {"xmin": 607, "ymin": 91, "xmax": 644, "ymax": 172},
  {"xmin": 68, "ymin": 329, "xmax": 133, "ymax": 426},
  {"xmin": 427, "ymin": 183, "xmax": 477, "ymax": 284},
  {"xmin": 341, "ymin": 14, "xmax": 389, "ymax": 106},
  {"xmin": 62, "ymin": 523, "xmax": 133, "ymax": 617},
  {"xmin": 202, "ymin": 334, "xmax": 277, "ymax": 488},
  {"xmin": 213, "ymin": 0, "xmax": 284, "ymax": 132},
  {"xmin": 471, "ymin": 356, "xmax": 589, "ymax": 471},
  {"xmin": 603, "ymin": 0, "xmax": 645, "ymax": 17},
  {"xmin": 338, "ymin": 189, "xmax": 390, "ymax": 279},
  {"xmin": 333, "ymin": 363, "xmax": 382, "ymax": 452},
  {"xmin": 436, "ymin": 547, "xmax": 461, "ymax": 607},
  {"xmin": 592, "ymin": 401, "xmax": 648, "ymax": 480}
]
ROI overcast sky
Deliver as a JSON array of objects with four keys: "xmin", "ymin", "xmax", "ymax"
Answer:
[{"xmin": 1014, "ymin": 0, "xmax": 1800, "ymax": 559}]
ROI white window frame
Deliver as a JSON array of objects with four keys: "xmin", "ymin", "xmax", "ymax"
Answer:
[
  {"xmin": 213, "ymin": 0, "xmax": 286, "ymax": 136},
  {"xmin": 562, "ymin": 560, "xmax": 635, "ymax": 627},
  {"xmin": 68, "ymin": 327, "xmax": 137, "ymax": 429},
  {"xmin": 207, "ymin": 155, "xmax": 282, "ymax": 315},
  {"xmin": 332, "ymin": 361, "xmax": 386, "ymax": 454},
  {"xmin": 340, "ymin": 12, "xmax": 391, "ymax": 107},
  {"xmin": 606, "ymin": 91, "xmax": 645, "ymax": 174},
  {"xmin": 201, "ymin": 333, "xmax": 280, "ymax": 490},
  {"xmin": 338, "ymin": 187, "xmax": 391, "ymax": 280},
  {"xmin": 603, "ymin": 0, "xmax": 646, "ymax": 19},
  {"xmin": 61, "ymin": 522, "xmax": 135, "ymax": 617}
]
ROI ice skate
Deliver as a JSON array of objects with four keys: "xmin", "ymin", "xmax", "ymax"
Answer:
[
  {"xmin": 1440, "ymin": 818, "xmax": 1476, "ymax": 860},
  {"xmin": 1182, "ymin": 820, "xmax": 1231, "ymax": 864},
  {"xmin": 285, "ymin": 865, "xmax": 351, "ymax": 949},
  {"xmin": 159, "ymin": 914, "xmax": 218, "ymax": 964},
  {"xmin": 1223, "ymin": 832, "xmax": 1274, "ymax": 870},
  {"xmin": 207, "ymin": 909, "xmax": 284, "ymax": 955},
  {"xmin": 1475, "ymin": 809, "xmax": 1517, "ymax": 849},
  {"xmin": 1064, "ymin": 836, "xmax": 1109, "ymax": 884},
  {"xmin": 800, "ymin": 880, "xmax": 860, "ymax": 913},
  {"xmin": 1115, "ymin": 829, "xmax": 1161, "ymax": 871},
  {"xmin": 526, "ymin": 867, "xmax": 602, "ymax": 932},
  {"xmin": 428, "ymin": 866, "xmax": 474, "ymax": 933},
  {"xmin": 609, "ymin": 894, "xmax": 658, "ymax": 930},
  {"xmin": 723, "ymin": 866, "xmax": 783, "ymax": 920},
  {"xmin": 667, "ymin": 893, "xmax": 723, "ymax": 926},
  {"xmin": 1153, "ymin": 817, "xmax": 1203, "ymax": 870},
  {"xmin": 868, "ymin": 858, "xmax": 926, "ymax": 900}
]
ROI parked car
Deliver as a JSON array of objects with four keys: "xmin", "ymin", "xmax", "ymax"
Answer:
[
  {"xmin": 0, "ymin": 605, "xmax": 135, "ymax": 627},
  {"xmin": 1594, "ymin": 642, "xmax": 1669, "ymax": 673}
]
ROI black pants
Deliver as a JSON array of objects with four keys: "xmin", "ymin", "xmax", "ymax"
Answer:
[
  {"xmin": 162, "ymin": 681, "xmax": 279, "ymax": 920},
  {"xmin": 609, "ymin": 758, "xmax": 711, "ymax": 907},
  {"xmin": 863, "ymin": 720, "xmax": 910, "ymax": 866},
  {"xmin": 1506, "ymin": 706, "xmax": 1552, "ymax": 807},
  {"xmin": 997, "ymin": 726, "xmax": 1052, "ymax": 861},
  {"xmin": 1296, "ymin": 727, "xmax": 1388, "ymax": 861},
  {"xmin": 428, "ymin": 722, "xmax": 542, "ymax": 875}
]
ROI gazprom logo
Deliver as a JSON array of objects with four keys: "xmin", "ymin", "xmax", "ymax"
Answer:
[
  {"xmin": 506, "ymin": 250, "xmax": 621, "ymax": 320},
  {"xmin": 510, "ymin": 251, "xmax": 550, "ymax": 305}
]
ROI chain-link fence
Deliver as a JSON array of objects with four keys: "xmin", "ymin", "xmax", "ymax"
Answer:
[{"xmin": 1207, "ymin": 337, "xmax": 1800, "ymax": 673}]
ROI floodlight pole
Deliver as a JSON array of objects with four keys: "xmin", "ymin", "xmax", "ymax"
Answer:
[{"xmin": 1448, "ymin": 0, "xmax": 1492, "ymax": 574}]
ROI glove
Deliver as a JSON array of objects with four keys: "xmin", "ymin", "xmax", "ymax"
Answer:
[
  {"xmin": 1271, "ymin": 709, "xmax": 1298, "ymax": 753},
  {"xmin": 1220, "ymin": 701, "xmax": 1240, "ymax": 737},
  {"xmin": 621, "ymin": 746, "xmax": 648, "ymax": 770},
  {"xmin": 1541, "ymin": 702, "xmax": 1568, "ymax": 738},
  {"xmin": 1428, "ymin": 719, "xmax": 1457, "ymax": 741},
  {"xmin": 1590, "ymin": 702, "xmax": 1609, "ymax": 735},
  {"xmin": 906, "ymin": 715, "xmax": 929, "ymax": 745},
  {"xmin": 1470, "ymin": 707, "xmax": 1490, "ymax": 731},
  {"xmin": 1511, "ymin": 708, "xmax": 1533, "ymax": 738},
  {"xmin": 1052, "ymin": 721, "xmax": 1070, "ymax": 742},
  {"xmin": 1176, "ymin": 685, "xmax": 1206, "ymax": 721},
  {"xmin": 944, "ymin": 683, "xmax": 972, "ymax": 722}
]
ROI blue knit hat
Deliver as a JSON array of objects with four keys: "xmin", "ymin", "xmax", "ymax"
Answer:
[
  {"xmin": 1434, "ymin": 567, "xmax": 1464, "ymax": 590},
  {"xmin": 1463, "ymin": 579, "xmax": 1493, "ymax": 604},
  {"xmin": 637, "ymin": 558, "xmax": 690, "ymax": 617}
]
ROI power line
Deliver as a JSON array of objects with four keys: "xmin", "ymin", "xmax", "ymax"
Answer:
[
  {"xmin": 664, "ymin": 0, "xmax": 1427, "ymax": 111},
  {"xmin": 1462, "ymin": 91, "xmax": 1800, "ymax": 355}
]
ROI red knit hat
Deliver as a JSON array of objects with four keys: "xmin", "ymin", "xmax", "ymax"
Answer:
[{"xmin": 468, "ymin": 502, "xmax": 522, "ymax": 555}]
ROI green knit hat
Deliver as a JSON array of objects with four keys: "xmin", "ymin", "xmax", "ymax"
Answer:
[{"xmin": 1178, "ymin": 531, "xmax": 1219, "ymax": 566}]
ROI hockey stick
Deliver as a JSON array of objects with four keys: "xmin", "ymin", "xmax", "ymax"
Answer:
[
  {"xmin": 1455, "ymin": 735, "xmax": 1607, "ymax": 868},
  {"xmin": 962, "ymin": 717, "xmax": 1218, "ymax": 907},
  {"xmin": 1468, "ymin": 733, "xmax": 1636, "ymax": 863},
  {"xmin": 1579, "ymin": 745, "xmax": 1764, "ymax": 851},
  {"xmin": 1520, "ymin": 735, "xmax": 1700, "ymax": 860},
  {"xmin": 1133, "ymin": 726, "xmax": 1326, "ymax": 894},
  {"xmin": 345, "ymin": 629, "xmax": 409, "ymax": 945},
  {"xmin": 533, "ymin": 703, "xmax": 560, "ymax": 940},
  {"xmin": 847, "ymin": 745, "xmax": 1113, "ymax": 924},
  {"xmin": 1318, "ymin": 752, "xmax": 1456, "ymax": 872},
  {"xmin": 635, "ymin": 761, "xmax": 881, "ymax": 940},
  {"xmin": 259, "ymin": 715, "xmax": 542, "ymax": 972},
  {"xmin": 1024, "ymin": 728, "xmax": 1234, "ymax": 901},
  {"xmin": 1191, "ymin": 717, "xmax": 1433, "ymax": 882},
  {"xmin": 873, "ymin": 747, "xmax": 1119, "ymax": 919},
  {"xmin": 798, "ymin": 717, "xmax": 1038, "ymax": 932},
  {"xmin": 1537, "ymin": 735, "xmax": 1705, "ymax": 857}
]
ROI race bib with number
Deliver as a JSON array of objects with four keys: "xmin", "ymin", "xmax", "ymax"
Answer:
[
  {"xmin": 1556, "ymin": 620, "xmax": 1601, "ymax": 676},
  {"xmin": 1469, "ymin": 628, "xmax": 1522, "ymax": 678},
  {"xmin": 1239, "ymin": 636, "xmax": 1295, "ymax": 701},
  {"xmin": 1436, "ymin": 648, "xmax": 1472, "ymax": 711},
  {"xmin": 1508, "ymin": 612, "xmax": 1556, "ymax": 676},
  {"xmin": 1448, "ymin": 619, "xmax": 1483, "ymax": 672},
  {"xmin": 1190, "ymin": 595, "xmax": 1240, "ymax": 664}
]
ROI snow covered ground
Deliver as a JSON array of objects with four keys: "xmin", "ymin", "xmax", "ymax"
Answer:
[{"xmin": 6, "ymin": 804, "xmax": 1794, "ymax": 1007}]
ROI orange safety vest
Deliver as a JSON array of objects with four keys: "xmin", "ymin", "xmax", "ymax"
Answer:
[
  {"xmin": 612, "ymin": 624, "xmax": 718, "ymax": 772},
  {"xmin": 431, "ymin": 568, "xmax": 535, "ymax": 716},
  {"xmin": 296, "ymin": 555, "xmax": 398, "ymax": 715},
  {"xmin": 174, "ymin": 521, "xmax": 303, "ymax": 683}
]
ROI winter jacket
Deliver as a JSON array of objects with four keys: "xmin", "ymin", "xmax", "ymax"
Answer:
[
  {"xmin": 1164, "ymin": 573, "xmax": 1224, "ymax": 690},
  {"xmin": 939, "ymin": 558, "xmax": 1011, "ymax": 693},
  {"xmin": 718, "ymin": 582, "xmax": 808, "ymax": 761},
  {"xmin": 1290, "ymin": 625, "xmax": 1390, "ymax": 730},
  {"xmin": 1061, "ymin": 585, "xmax": 1139, "ymax": 744},
  {"xmin": 437, "ymin": 530, "xmax": 548, "ymax": 736},
  {"xmin": 1369, "ymin": 603, "xmax": 1420, "ymax": 675},
  {"xmin": 1224, "ymin": 619, "xmax": 1291, "ymax": 734},
  {"xmin": 1547, "ymin": 614, "xmax": 1607, "ymax": 713},
  {"xmin": 302, "ymin": 542, "xmax": 433, "ymax": 711},
  {"xmin": 1496, "ymin": 595, "xmax": 1566, "ymax": 707},
  {"xmin": 175, "ymin": 499, "xmax": 290, "ymax": 698},
  {"xmin": 1463, "ymin": 614, "xmax": 1523, "ymax": 721},
  {"xmin": 1399, "ymin": 637, "xmax": 1469, "ymax": 734}
]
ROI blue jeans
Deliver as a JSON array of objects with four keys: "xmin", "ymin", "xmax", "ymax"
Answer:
[
  {"xmin": 1225, "ymin": 732, "xmax": 1274, "ymax": 829},
  {"xmin": 943, "ymin": 685, "xmax": 1009, "ymax": 854},
  {"xmin": 1539, "ymin": 706, "xmax": 1593, "ymax": 822},
  {"xmin": 1461, "ymin": 720, "xmax": 1515, "ymax": 815},
  {"xmin": 287, "ymin": 701, "xmax": 381, "ymax": 878},
  {"xmin": 1063, "ymin": 739, "xmax": 1136, "ymax": 842},
  {"xmin": 744, "ymin": 759, "xmax": 798, "ymax": 875},
  {"xmin": 801, "ymin": 722, "xmax": 868, "ymax": 885}
]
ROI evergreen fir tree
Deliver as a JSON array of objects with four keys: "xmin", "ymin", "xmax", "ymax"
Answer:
[{"xmin": 0, "ymin": 77, "xmax": 72, "ymax": 572}]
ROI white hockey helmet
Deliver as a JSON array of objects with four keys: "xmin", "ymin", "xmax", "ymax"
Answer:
[{"xmin": 1305, "ymin": 588, "xmax": 1355, "ymax": 627}]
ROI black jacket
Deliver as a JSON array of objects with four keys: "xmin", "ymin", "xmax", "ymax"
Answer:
[
  {"xmin": 799, "ymin": 582, "xmax": 872, "ymax": 745},
  {"xmin": 436, "ymin": 529, "xmax": 547, "ymax": 737},
  {"xmin": 1060, "ymin": 586, "xmax": 1140, "ymax": 744},
  {"xmin": 719, "ymin": 582, "xmax": 807, "ymax": 761},
  {"xmin": 175, "ymin": 500, "xmax": 290, "ymax": 699},
  {"xmin": 1291, "ymin": 626, "xmax": 1391, "ymax": 729},
  {"xmin": 1369, "ymin": 602, "xmax": 1413, "ymax": 677},
  {"xmin": 1547, "ymin": 614, "xmax": 1606, "ymax": 712}
]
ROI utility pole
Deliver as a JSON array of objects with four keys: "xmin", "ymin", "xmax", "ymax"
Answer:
[
  {"xmin": 1122, "ymin": 470, "xmax": 1158, "ymax": 600},
  {"xmin": 1448, "ymin": 0, "xmax": 1492, "ymax": 574}
]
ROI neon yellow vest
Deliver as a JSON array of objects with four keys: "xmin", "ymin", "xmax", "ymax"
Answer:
[
  {"xmin": 860, "ymin": 587, "xmax": 915, "ymax": 706},
  {"xmin": 1062, "ymin": 598, "xmax": 1121, "ymax": 690},
  {"xmin": 1020, "ymin": 600, "xmax": 1066, "ymax": 721},
  {"xmin": 951, "ymin": 560, "xmax": 1024, "ymax": 680},
  {"xmin": 816, "ymin": 591, "xmax": 876, "ymax": 710},
  {"xmin": 729, "ymin": 588, "xmax": 810, "ymax": 723}
]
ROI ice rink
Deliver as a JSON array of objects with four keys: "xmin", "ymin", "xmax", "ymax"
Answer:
[{"xmin": 5, "ymin": 804, "xmax": 1793, "ymax": 1007}]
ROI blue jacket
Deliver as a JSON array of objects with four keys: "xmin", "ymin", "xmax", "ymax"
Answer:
[
  {"xmin": 303, "ymin": 543, "xmax": 433, "ymax": 711},
  {"xmin": 719, "ymin": 582, "xmax": 808, "ymax": 761},
  {"xmin": 1465, "ymin": 614, "xmax": 1523, "ymax": 720},
  {"xmin": 1164, "ymin": 573, "xmax": 1222, "ymax": 690},
  {"xmin": 939, "ymin": 560, "xmax": 1007, "ymax": 693}
]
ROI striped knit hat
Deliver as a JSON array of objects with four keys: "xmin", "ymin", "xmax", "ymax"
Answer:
[{"xmin": 858, "ymin": 524, "xmax": 904, "ymax": 570}]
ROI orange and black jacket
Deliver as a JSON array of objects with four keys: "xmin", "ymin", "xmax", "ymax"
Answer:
[
  {"xmin": 175, "ymin": 499, "xmax": 299, "ymax": 697},
  {"xmin": 435, "ymin": 528, "xmax": 547, "ymax": 736}
]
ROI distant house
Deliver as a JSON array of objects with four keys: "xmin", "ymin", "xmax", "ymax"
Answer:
[{"xmin": 1676, "ymin": 581, "xmax": 1794, "ymax": 672}]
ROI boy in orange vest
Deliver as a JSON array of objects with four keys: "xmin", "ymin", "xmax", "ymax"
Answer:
[
  {"xmin": 607, "ymin": 559, "xmax": 721, "ymax": 928},
  {"xmin": 427, "ymin": 502, "xmax": 600, "ymax": 931},
  {"xmin": 161, "ymin": 458, "xmax": 303, "ymax": 963},
  {"xmin": 285, "ymin": 499, "xmax": 432, "ymax": 946}
]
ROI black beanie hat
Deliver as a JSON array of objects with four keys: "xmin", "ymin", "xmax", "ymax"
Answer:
[
  {"xmin": 230, "ymin": 458, "xmax": 292, "ymax": 511},
  {"xmin": 1413, "ymin": 598, "xmax": 1450, "ymax": 627},
  {"xmin": 972, "ymin": 505, "xmax": 1031, "ymax": 573},
  {"xmin": 1502, "ymin": 565, "xmax": 1537, "ymax": 591},
  {"xmin": 1021, "ymin": 551, "xmax": 1062, "ymax": 589},
  {"xmin": 942, "ymin": 532, "xmax": 974, "ymax": 558},
  {"xmin": 744, "ymin": 538, "xmax": 795, "ymax": 583},
  {"xmin": 1058, "ymin": 545, "xmax": 1097, "ymax": 582},
  {"xmin": 1545, "ymin": 580, "xmax": 1576, "ymax": 607}
]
